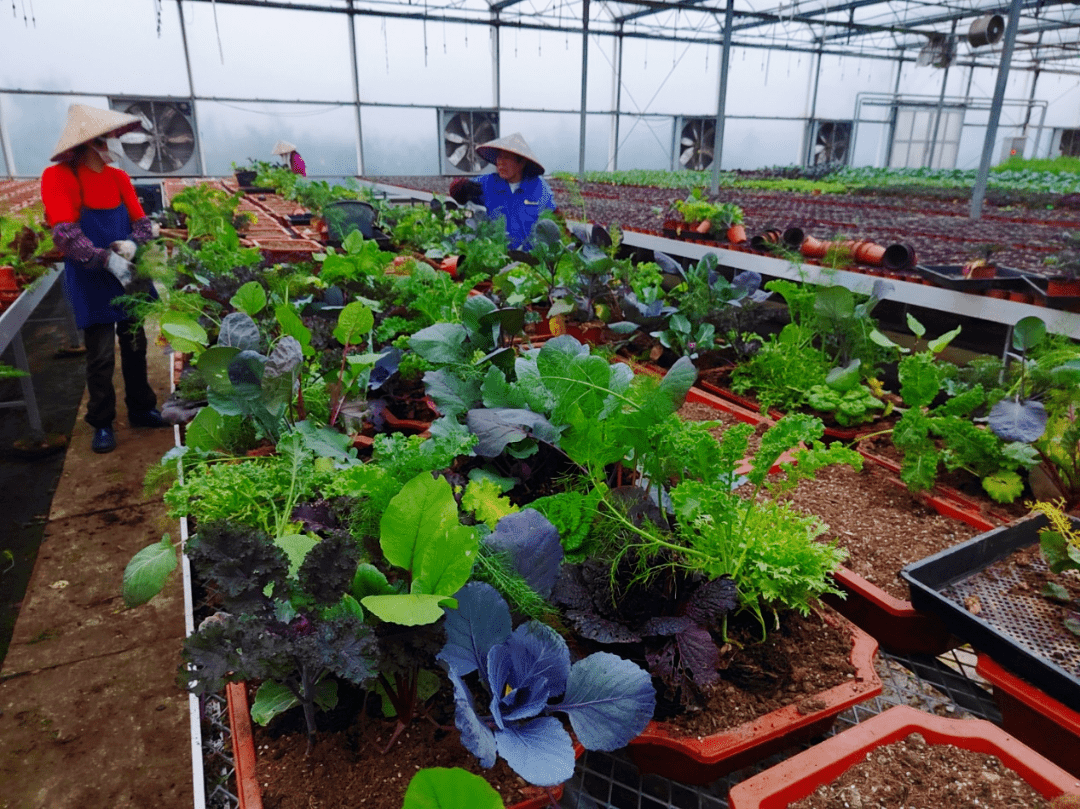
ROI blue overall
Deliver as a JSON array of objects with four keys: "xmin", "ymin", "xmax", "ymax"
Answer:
[
  {"xmin": 475, "ymin": 173, "xmax": 556, "ymax": 251},
  {"xmin": 64, "ymin": 203, "xmax": 157, "ymax": 428}
]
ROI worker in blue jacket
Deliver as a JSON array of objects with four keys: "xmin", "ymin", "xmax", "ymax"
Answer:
[{"xmin": 448, "ymin": 132, "xmax": 556, "ymax": 251}]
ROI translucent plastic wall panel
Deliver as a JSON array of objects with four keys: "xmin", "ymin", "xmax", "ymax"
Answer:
[
  {"xmin": 609, "ymin": 115, "xmax": 679, "ymax": 170},
  {"xmin": 850, "ymin": 121, "xmax": 891, "ymax": 168},
  {"xmin": 2, "ymin": 94, "xmax": 109, "ymax": 177},
  {"xmin": 585, "ymin": 35, "xmax": 616, "ymax": 110},
  {"xmin": 614, "ymin": 39, "xmax": 717, "ymax": 117},
  {"xmin": 0, "ymin": 0, "xmax": 188, "ymax": 96},
  {"xmin": 497, "ymin": 111, "xmax": 606, "ymax": 174},
  {"xmin": 721, "ymin": 118, "xmax": 803, "ymax": 169},
  {"xmin": 354, "ymin": 19, "xmax": 492, "ymax": 108},
  {"xmin": 1040, "ymin": 73, "xmax": 1080, "ymax": 128},
  {"xmin": 184, "ymin": 3, "xmax": 353, "ymax": 102},
  {"xmin": 197, "ymin": 101, "xmax": 358, "ymax": 177},
  {"xmin": 362, "ymin": 107, "xmax": 439, "ymax": 176},
  {"xmin": 499, "ymin": 29, "xmax": 583, "ymax": 111},
  {"xmin": 811, "ymin": 54, "xmax": 895, "ymax": 119}
]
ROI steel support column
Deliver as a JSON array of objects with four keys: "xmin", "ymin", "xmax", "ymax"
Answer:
[
  {"xmin": 710, "ymin": 0, "xmax": 735, "ymax": 193},
  {"xmin": 176, "ymin": 0, "xmax": 208, "ymax": 177},
  {"xmin": 578, "ymin": 0, "xmax": 590, "ymax": 177},
  {"xmin": 608, "ymin": 26, "xmax": 624, "ymax": 171},
  {"xmin": 970, "ymin": 0, "xmax": 1024, "ymax": 220},
  {"xmin": 347, "ymin": 0, "xmax": 365, "ymax": 175}
]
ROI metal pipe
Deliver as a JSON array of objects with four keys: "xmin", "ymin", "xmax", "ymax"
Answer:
[
  {"xmin": 970, "ymin": 0, "xmax": 1025, "ymax": 221},
  {"xmin": 608, "ymin": 25, "xmax": 624, "ymax": 172},
  {"xmin": 578, "ymin": 0, "xmax": 590, "ymax": 178},
  {"xmin": 347, "ymin": 0, "xmax": 365, "ymax": 175},
  {"xmin": 175, "ymin": 0, "xmax": 208, "ymax": 177},
  {"xmin": 0, "ymin": 99, "xmax": 15, "ymax": 177},
  {"xmin": 710, "ymin": 0, "xmax": 735, "ymax": 193},
  {"xmin": 491, "ymin": 13, "xmax": 502, "ymax": 111},
  {"xmin": 805, "ymin": 43, "xmax": 824, "ymax": 165},
  {"xmin": 926, "ymin": 18, "xmax": 957, "ymax": 169}
]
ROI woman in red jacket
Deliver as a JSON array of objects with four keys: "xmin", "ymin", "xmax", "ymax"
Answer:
[{"xmin": 40, "ymin": 104, "xmax": 165, "ymax": 454}]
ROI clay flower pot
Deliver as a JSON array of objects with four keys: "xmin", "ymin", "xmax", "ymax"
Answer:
[
  {"xmin": 781, "ymin": 226, "xmax": 805, "ymax": 250},
  {"xmin": 800, "ymin": 235, "xmax": 829, "ymax": 259},
  {"xmin": 749, "ymin": 228, "xmax": 783, "ymax": 251},
  {"xmin": 841, "ymin": 240, "xmax": 886, "ymax": 266},
  {"xmin": 726, "ymin": 224, "xmax": 747, "ymax": 244},
  {"xmin": 882, "ymin": 242, "xmax": 918, "ymax": 272},
  {"xmin": 1047, "ymin": 276, "xmax": 1080, "ymax": 297},
  {"xmin": 625, "ymin": 615, "xmax": 882, "ymax": 785},
  {"xmin": 726, "ymin": 705, "xmax": 1080, "ymax": 808}
]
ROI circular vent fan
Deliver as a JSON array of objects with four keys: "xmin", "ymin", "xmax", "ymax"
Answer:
[
  {"xmin": 678, "ymin": 118, "xmax": 716, "ymax": 170},
  {"xmin": 444, "ymin": 111, "xmax": 498, "ymax": 173},
  {"xmin": 812, "ymin": 122, "xmax": 852, "ymax": 166},
  {"xmin": 116, "ymin": 100, "xmax": 196, "ymax": 173}
]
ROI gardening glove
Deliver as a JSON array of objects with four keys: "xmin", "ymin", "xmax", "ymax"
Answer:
[
  {"xmin": 110, "ymin": 240, "xmax": 137, "ymax": 261},
  {"xmin": 104, "ymin": 251, "xmax": 135, "ymax": 290}
]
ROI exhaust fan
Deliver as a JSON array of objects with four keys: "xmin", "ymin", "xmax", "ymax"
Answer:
[
  {"xmin": 809, "ymin": 121, "xmax": 853, "ymax": 166},
  {"xmin": 439, "ymin": 109, "xmax": 499, "ymax": 175},
  {"xmin": 674, "ymin": 117, "xmax": 716, "ymax": 171},
  {"xmin": 109, "ymin": 98, "xmax": 199, "ymax": 176},
  {"xmin": 917, "ymin": 34, "xmax": 956, "ymax": 68},
  {"xmin": 968, "ymin": 14, "xmax": 1005, "ymax": 48}
]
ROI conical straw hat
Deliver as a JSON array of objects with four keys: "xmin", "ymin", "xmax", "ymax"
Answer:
[
  {"xmin": 476, "ymin": 132, "xmax": 545, "ymax": 177},
  {"xmin": 50, "ymin": 104, "xmax": 142, "ymax": 162},
  {"xmin": 272, "ymin": 141, "xmax": 298, "ymax": 156}
]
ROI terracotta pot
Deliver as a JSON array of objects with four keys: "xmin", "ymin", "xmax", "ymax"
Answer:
[
  {"xmin": 848, "ymin": 240, "xmax": 886, "ymax": 266},
  {"xmin": 781, "ymin": 226, "xmax": 805, "ymax": 250},
  {"xmin": 0, "ymin": 265, "xmax": 18, "ymax": 292},
  {"xmin": 965, "ymin": 264, "xmax": 997, "ymax": 280},
  {"xmin": 224, "ymin": 682, "xmax": 575, "ymax": 809},
  {"xmin": 882, "ymin": 242, "xmax": 918, "ymax": 272},
  {"xmin": 977, "ymin": 654, "xmax": 1080, "ymax": 778},
  {"xmin": 625, "ymin": 615, "xmax": 882, "ymax": 785},
  {"xmin": 800, "ymin": 235, "xmax": 829, "ymax": 259},
  {"xmin": 726, "ymin": 224, "xmax": 747, "ymax": 244},
  {"xmin": 726, "ymin": 705, "xmax": 1080, "ymax": 808},
  {"xmin": 750, "ymin": 228, "xmax": 783, "ymax": 251},
  {"xmin": 986, "ymin": 288, "xmax": 1010, "ymax": 299},
  {"xmin": 693, "ymin": 219, "xmax": 712, "ymax": 234}
]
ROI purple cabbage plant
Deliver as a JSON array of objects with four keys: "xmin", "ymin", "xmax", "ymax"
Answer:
[{"xmin": 437, "ymin": 581, "xmax": 655, "ymax": 789}]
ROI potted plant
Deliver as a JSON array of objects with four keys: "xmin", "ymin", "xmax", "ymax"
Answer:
[
  {"xmin": 669, "ymin": 188, "xmax": 745, "ymax": 243},
  {"xmin": 726, "ymin": 705, "xmax": 1080, "ymax": 808},
  {"xmin": 1041, "ymin": 230, "xmax": 1080, "ymax": 298}
]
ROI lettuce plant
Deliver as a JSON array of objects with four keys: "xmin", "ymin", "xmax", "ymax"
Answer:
[{"xmin": 438, "ymin": 582, "xmax": 655, "ymax": 789}]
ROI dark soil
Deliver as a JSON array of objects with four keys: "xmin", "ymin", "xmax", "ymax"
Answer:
[
  {"xmin": 364, "ymin": 175, "xmax": 1080, "ymax": 274},
  {"xmin": 789, "ymin": 731, "xmax": 1052, "ymax": 808}
]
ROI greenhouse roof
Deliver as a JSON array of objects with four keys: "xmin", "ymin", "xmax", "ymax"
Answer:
[{"xmin": 203, "ymin": 0, "xmax": 1080, "ymax": 70}]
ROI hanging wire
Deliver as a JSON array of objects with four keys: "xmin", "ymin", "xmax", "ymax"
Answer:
[
  {"xmin": 154, "ymin": 0, "xmax": 162, "ymax": 37},
  {"xmin": 423, "ymin": 0, "xmax": 429, "ymax": 67},
  {"xmin": 210, "ymin": 0, "xmax": 224, "ymax": 64},
  {"xmin": 383, "ymin": 18, "xmax": 390, "ymax": 73}
]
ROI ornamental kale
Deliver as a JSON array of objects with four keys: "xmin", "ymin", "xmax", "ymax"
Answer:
[{"xmin": 438, "ymin": 582, "xmax": 655, "ymax": 788}]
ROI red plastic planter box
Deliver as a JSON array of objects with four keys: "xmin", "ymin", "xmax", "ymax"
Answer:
[
  {"xmin": 978, "ymin": 653, "xmax": 1080, "ymax": 778},
  {"xmin": 626, "ymin": 616, "xmax": 882, "ymax": 785},
  {"xmin": 224, "ymin": 682, "xmax": 572, "ymax": 809},
  {"xmin": 726, "ymin": 705, "xmax": 1080, "ymax": 808}
]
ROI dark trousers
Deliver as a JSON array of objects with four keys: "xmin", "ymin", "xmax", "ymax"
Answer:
[{"xmin": 83, "ymin": 320, "xmax": 157, "ymax": 428}]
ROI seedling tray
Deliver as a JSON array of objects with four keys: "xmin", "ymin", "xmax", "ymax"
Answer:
[
  {"xmin": 915, "ymin": 264, "xmax": 1030, "ymax": 292},
  {"xmin": 901, "ymin": 514, "xmax": 1080, "ymax": 713},
  {"xmin": 1022, "ymin": 275, "xmax": 1080, "ymax": 310}
]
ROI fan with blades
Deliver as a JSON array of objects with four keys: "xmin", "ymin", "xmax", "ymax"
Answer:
[
  {"xmin": 917, "ymin": 34, "xmax": 956, "ymax": 68},
  {"xmin": 676, "ymin": 117, "xmax": 716, "ymax": 171},
  {"xmin": 114, "ymin": 100, "xmax": 197, "ymax": 174},
  {"xmin": 441, "ymin": 110, "xmax": 499, "ymax": 174},
  {"xmin": 810, "ymin": 121, "xmax": 852, "ymax": 166}
]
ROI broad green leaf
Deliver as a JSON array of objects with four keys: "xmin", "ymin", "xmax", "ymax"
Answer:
[
  {"xmin": 905, "ymin": 313, "xmax": 926, "ymax": 340},
  {"xmin": 230, "ymin": 281, "xmax": 267, "ymax": 316},
  {"xmin": 380, "ymin": 473, "xmax": 457, "ymax": 576},
  {"xmin": 361, "ymin": 593, "xmax": 457, "ymax": 625},
  {"xmin": 333, "ymin": 301, "xmax": 374, "ymax": 347},
  {"xmin": 195, "ymin": 345, "xmax": 242, "ymax": 395},
  {"xmin": 250, "ymin": 678, "xmax": 337, "ymax": 726},
  {"xmin": 414, "ymin": 522, "xmax": 479, "ymax": 596},
  {"xmin": 275, "ymin": 533, "xmax": 319, "ymax": 576},
  {"xmin": 183, "ymin": 406, "xmax": 244, "ymax": 452},
  {"xmin": 275, "ymin": 303, "xmax": 313, "ymax": 356},
  {"xmin": 402, "ymin": 767, "xmax": 503, "ymax": 809},
  {"xmin": 122, "ymin": 534, "xmax": 177, "ymax": 607},
  {"xmin": 351, "ymin": 563, "xmax": 394, "ymax": 601},
  {"xmin": 1012, "ymin": 316, "xmax": 1046, "ymax": 352},
  {"xmin": 927, "ymin": 325, "xmax": 962, "ymax": 354},
  {"xmin": 161, "ymin": 312, "xmax": 208, "ymax": 355}
]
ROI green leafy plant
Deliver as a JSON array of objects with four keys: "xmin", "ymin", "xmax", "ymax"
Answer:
[
  {"xmin": 671, "ymin": 188, "xmax": 743, "ymax": 235},
  {"xmin": 402, "ymin": 768, "xmax": 503, "ymax": 809},
  {"xmin": 1029, "ymin": 499, "xmax": 1080, "ymax": 638}
]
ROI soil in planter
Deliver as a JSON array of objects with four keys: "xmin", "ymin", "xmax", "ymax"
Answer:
[
  {"xmin": 789, "ymin": 731, "xmax": 1053, "ymax": 808},
  {"xmin": 252, "ymin": 682, "xmax": 546, "ymax": 809},
  {"xmin": 773, "ymin": 463, "xmax": 985, "ymax": 601},
  {"xmin": 657, "ymin": 608, "xmax": 856, "ymax": 737}
]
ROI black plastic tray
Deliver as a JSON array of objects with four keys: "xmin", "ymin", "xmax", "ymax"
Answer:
[
  {"xmin": 1022, "ymin": 275, "xmax": 1080, "ymax": 310},
  {"xmin": 915, "ymin": 264, "xmax": 1031, "ymax": 292},
  {"xmin": 901, "ymin": 514, "xmax": 1080, "ymax": 713}
]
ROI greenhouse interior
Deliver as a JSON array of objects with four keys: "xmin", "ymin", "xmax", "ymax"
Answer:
[{"xmin": 2, "ymin": 0, "xmax": 1080, "ymax": 807}]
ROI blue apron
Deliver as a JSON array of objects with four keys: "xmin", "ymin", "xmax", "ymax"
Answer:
[{"xmin": 62, "ymin": 204, "xmax": 146, "ymax": 330}]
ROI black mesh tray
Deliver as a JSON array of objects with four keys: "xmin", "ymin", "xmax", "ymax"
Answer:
[
  {"xmin": 901, "ymin": 514, "xmax": 1080, "ymax": 713},
  {"xmin": 915, "ymin": 264, "xmax": 1031, "ymax": 292}
]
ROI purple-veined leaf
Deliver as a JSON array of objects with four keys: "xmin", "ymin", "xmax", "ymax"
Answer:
[
  {"xmin": 684, "ymin": 576, "xmax": 738, "ymax": 629},
  {"xmin": 466, "ymin": 408, "xmax": 561, "ymax": 457},
  {"xmin": 552, "ymin": 652, "xmax": 655, "ymax": 751},
  {"xmin": 565, "ymin": 610, "xmax": 642, "ymax": 644},
  {"xmin": 484, "ymin": 510, "xmax": 563, "ymax": 597},
  {"xmin": 988, "ymin": 398, "xmax": 1048, "ymax": 443},
  {"xmin": 494, "ymin": 716, "xmax": 576, "ymax": 788},
  {"xmin": 676, "ymin": 625, "xmax": 721, "ymax": 688},
  {"xmin": 639, "ymin": 616, "xmax": 693, "ymax": 636},
  {"xmin": 447, "ymin": 667, "xmax": 498, "ymax": 769},
  {"xmin": 485, "ymin": 640, "xmax": 551, "ymax": 729},
  {"xmin": 438, "ymin": 581, "xmax": 511, "ymax": 676}
]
